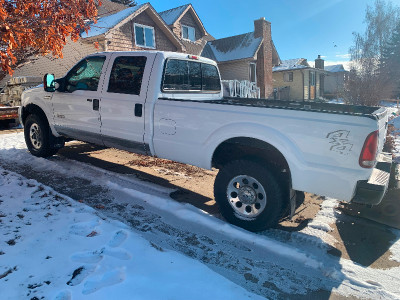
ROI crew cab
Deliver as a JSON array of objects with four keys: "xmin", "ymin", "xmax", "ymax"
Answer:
[{"xmin": 19, "ymin": 51, "xmax": 392, "ymax": 231}]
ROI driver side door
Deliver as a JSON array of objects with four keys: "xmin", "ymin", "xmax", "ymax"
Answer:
[{"xmin": 51, "ymin": 55, "xmax": 107, "ymax": 144}]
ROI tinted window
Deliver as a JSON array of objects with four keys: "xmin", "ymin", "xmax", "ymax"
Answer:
[
  {"xmin": 188, "ymin": 61, "xmax": 201, "ymax": 90},
  {"xmin": 202, "ymin": 63, "xmax": 220, "ymax": 91},
  {"xmin": 163, "ymin": 59, "xmax": 188, "ymax": 90},
  {"xmin": 107, "ymin": 56, "xmax": 147, "ymax": 95},
  {"xmin": 162, "ymin": 59, "xmax": 220, "ymax": 92},
  {"xmin": 65, "ymin": 56, "xmax": 106, "ymax": 92}
]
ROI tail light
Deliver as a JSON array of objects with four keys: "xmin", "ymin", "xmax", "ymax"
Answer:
[{"xmin": 359, "ymin": 130, "xmax": 378, "ymax": 168}]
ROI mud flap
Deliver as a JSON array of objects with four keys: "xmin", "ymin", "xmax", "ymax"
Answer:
[{"xmin": 289, "ymin": 189, "xmax": 296, "ymax": 219}]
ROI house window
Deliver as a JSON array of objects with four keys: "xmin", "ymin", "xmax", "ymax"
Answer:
[
  {"xmin": 283, "ymin": 72, "xmax": 293, "ymax": 82},
  {"xmin": 249, "ymin": 63, "xmax": 256, "ymax": 83},
  {"xmin": 310, "ymin": 71, "xmax": 316, "ymax": 86},
  {"xmin": 182, "ymin": 25, "xmax": 195, "ymax": 41},
  {"xmin": 162, "ymin": 59, "xmax": 221, "ymax": 92},
  {"xmin": 134, "ymin": 24, "xmax": 155, "ymax": 48}
]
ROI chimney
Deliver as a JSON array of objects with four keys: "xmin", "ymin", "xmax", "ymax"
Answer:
[
  {"xmin": 254, "ymin": 17, "xmax": 273, "ymax": 98},
  {"xmin": 315, "ymin": 55, "xmax": 324, "ymax": 70}
]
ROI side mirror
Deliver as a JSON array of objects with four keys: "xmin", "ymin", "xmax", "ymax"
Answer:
[{"xmin": 44, "ymin": 73, "xmax": 55, "ymax": 92}]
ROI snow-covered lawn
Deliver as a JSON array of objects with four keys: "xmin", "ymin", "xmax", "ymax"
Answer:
[
  {"xmin": 0, "ymin": 168, "xmax": 264, "ymax": 300},
  {"xmin": 0, "ymin": 112, "xmax": 400, "ymax": 299}
]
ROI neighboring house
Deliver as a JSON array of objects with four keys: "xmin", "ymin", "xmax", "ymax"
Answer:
[
  {"xmin": 272, "ymin": 56, "xmax": 326, "ymax": 101},
  {"xmin": 0, "ymin": 2, "xmax": 278, "ymax": 100},
  {"xmin": 324, "ymin": 64, "xmax": 349, "ymax": 99},
  {"xmin": 201, "ymin": 18, "xmax": 280, "ymax": 99}
]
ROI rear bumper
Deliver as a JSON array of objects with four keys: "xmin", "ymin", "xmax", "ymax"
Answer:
[{"xmin": 351, "ymin": 153, "xmax": 393, "ymax": 205}]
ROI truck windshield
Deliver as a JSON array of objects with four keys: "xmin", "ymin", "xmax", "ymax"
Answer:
[{"xmin": 162, "ymin": 59, "xmax": 221, "ymax": 92}]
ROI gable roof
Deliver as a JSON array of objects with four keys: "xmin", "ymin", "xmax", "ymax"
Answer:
[
  {"xmin": 201, "ymin": 32, "xmax": 262, "ymax": 62},
  {"xmin": 81, "ymin": 3, "xmax": 185, "ymax": 51},
  {"xmin": 82, "ymin": 4, "xmax": 146, "ymax": 38},
  {"xmin": 273, "ymin": 58, "xmax": 310, "ymax": 72},
  {"xmin": 159, "ymin": 4, "xmax": 207, "ymax": 36},
  {"xmin": 158, "ymin": 4, "xmax": 190, "ymax": 25},
  {"xmin": 325, "ymin": 64, "xmax": 346, "ymax": 72}
]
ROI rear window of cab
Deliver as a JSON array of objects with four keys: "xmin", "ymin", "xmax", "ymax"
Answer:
[{"xmin": 162, "ymin": 59, "xmax": 221, "ymax": 92}]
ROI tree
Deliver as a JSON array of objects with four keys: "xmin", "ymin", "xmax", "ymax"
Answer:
[
  {"xmin": 380, "ymin": 21, "xmax": 400, "ymax": 98},
  {"xmin": 346, "ymin": 0, "xmax": 400, "ymax": 105},
  {"xmin": 0, "ymin": 0, "xmax": 101, "ymax": 76}
]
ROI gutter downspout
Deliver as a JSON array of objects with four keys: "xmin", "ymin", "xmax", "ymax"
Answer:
[{"xmin": 301, "ymin": 70, "xmax": 305, "ymax": 101}]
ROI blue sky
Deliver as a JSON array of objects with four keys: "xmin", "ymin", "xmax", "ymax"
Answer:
[{"xmin": 150, "ymin": 0, "xmax": 400, "ymax": 69}]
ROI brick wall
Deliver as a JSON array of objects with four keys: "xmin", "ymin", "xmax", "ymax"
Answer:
[{"xmin": 254, "ymin": 18, "xmax": 273, "ymax": 99}]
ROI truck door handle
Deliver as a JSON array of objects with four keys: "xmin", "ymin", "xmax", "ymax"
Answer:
[
  {"xmin": 93, "ymin": 99, "xmax": 99, "ymax": 111},
  {"xmin": 135, "ymin": 103, "xmax": 142, "ymax": 117}
]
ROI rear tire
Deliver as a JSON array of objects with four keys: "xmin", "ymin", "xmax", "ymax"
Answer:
[
  {"xmin": 24, "ymin": 114, "xmax": 59, "ymax": 157},
  {"xmin": 214, "ymin": 160, "xmax": 286, "ymax": 232}
]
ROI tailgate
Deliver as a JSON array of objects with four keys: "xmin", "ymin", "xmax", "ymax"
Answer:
[{"xmin": 374, "ymin": 107, "xmax": 389, "ymax": 153}]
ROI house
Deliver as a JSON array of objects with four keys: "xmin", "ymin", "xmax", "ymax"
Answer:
[
  {"xmin": 0, "ymin": 1, "xmax": 277, "ymax": 99},
  {"xmin": 324, "ymin": 64, "xmax": 349, "ymax": 99},
  {"xmin": 272, "ymin": 55, "xmax": 326, "ymax": 101},
  {"xmin": 201, "ymin": 18, "xmax": 280, "ymax": 98}
]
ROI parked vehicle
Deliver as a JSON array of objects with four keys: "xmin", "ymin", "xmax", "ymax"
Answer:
[
  {"xmin": 0, "ymin": 76, "xmax": 41, "ymax": 125},
  {"xmin": 19, "ymin": 51, "xmax": 392, "ymax": 231}
]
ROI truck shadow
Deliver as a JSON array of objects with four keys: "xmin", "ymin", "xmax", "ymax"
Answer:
[{"xmin": 332, "ymin": 205, "xmax": 400, "ymax": 269}]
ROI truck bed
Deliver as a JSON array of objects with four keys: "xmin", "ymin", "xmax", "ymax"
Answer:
[{"xmin": 206, "ymin": 98, "xmax": 385, "ymax": 120}]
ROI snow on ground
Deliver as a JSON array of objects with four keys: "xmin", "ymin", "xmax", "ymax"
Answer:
[
  {"xmin": 1, "ymin": 117, "xmax": 400, "ymax": 299},
  {"xmin": 0, "ymin": 167, "xmax": 264, "ymax": 300}
]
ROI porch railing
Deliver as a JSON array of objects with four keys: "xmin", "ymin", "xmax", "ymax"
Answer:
[{"xmin": 221, "ymin": 80, "xmax": 260, "ymax": 99}]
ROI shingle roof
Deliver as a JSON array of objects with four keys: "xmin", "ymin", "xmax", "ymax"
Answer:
[
  {"xmin": 158, "ymin": 4, "xmax": 190, "ymax": 25},
  {"xmin": 325, "ymin": 64, "xmax": 346, "ymax": 72},
  {"xmin": 273, "ymin": 58, "xmax": 310, "ymax": 71},
  {"xmin": 82, "ymin": 4, "xmax": 146, "ymax": 38},
  {"xmin": 201, "ymin": 32, "xmax": 262, "ymax": 62}
]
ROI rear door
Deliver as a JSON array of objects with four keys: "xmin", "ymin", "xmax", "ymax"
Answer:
[{"xmin": 99, "ymin": 53, "xmax": 154, "ymax": 153}]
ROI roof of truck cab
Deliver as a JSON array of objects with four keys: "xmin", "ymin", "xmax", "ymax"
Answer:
[{"xmin": 90, "ymin": 51, "xmax": 218, "ymax": 65}]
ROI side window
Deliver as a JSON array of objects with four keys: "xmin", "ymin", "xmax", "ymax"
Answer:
[
  {"xmin": 202, "ymin": 63, "xmax": 220, "ymax": 91},
  {"xmin": 107, "ymin": 56, "xmax": 147, "ymax": 95},
  {"xmin": 162, "ymin": 59, "xmax": 221, "ymax": 92},
  {"xmin": 65, "ymin": 56, "xmax": 106, "ymax": 92},
  {"xmin": 283, "ymin": 72, "xmax": 293, "ymax": 82}
]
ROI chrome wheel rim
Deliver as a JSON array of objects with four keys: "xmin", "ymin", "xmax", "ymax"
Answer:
[
  {"xmin": 227, "ymin": 175, "xmax": 267, "ymax": 219},
  {"xmin": 29, "ymin": 123, "xmax": 42, "ymax": 150}
]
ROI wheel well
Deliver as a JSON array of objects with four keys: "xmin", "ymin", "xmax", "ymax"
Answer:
[
  {"xmin": 212, "ymin": 137, "xmax": 290, "ymax": 177},
  {"xmin": 21, "ymin": 104, "xmax": 48, "ymax": 126}
]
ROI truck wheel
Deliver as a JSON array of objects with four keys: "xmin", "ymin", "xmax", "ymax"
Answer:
[
  {"xmin": 214, "ymin": 160, "xmax": 285, "ymax": 232},
  {"xmin": 24, "ymin": 114, "xmax": 58, "ymax": 157}
]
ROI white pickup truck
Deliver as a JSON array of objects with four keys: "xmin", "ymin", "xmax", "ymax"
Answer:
[{"xmin": 19, "ymin": 51, "xmax": 392, "ymax": 231}]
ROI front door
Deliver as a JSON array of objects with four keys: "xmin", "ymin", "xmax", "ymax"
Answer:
[
  {"xmin": 51, "ymin": 56, "xmax": 107, "ymax": 143},
  {"xmin": 99, "ymin": 53, "xmax": 153, "ymax": 153}
]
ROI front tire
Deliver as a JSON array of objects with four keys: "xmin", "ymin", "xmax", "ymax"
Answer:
[
  {"xmin": 24, "ymin": 114, "xmax": 58, "ymax": 157},
  {"xmin": 214, "ymin": 160, "xmax": 285, "ymax": 232}
]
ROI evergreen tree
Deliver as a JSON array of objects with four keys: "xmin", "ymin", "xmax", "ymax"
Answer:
[{"xmin": 380, "ymin": 21, "xmax": 400, "ymax": 98}]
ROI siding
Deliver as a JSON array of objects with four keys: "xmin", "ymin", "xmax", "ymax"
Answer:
[
  {"xmin": 218, "ymin": 60, "xmax": 252, "ymax": 81},
  {"xmin": 107, "ymin": 10, "xmax": 178, "ymax": 52},
  {"xmin": 273, "ymin": 70, "xmax": 306, "ymax": 100},
  {"xmin": 0, "ymin": 39, "xmax": 101, "ymax": 87}
]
